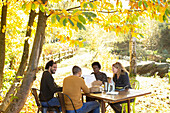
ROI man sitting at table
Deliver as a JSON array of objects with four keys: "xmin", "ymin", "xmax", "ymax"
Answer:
[
  {"xmin": 91, "ymin": 61, "xmax": 108, "ymax": 85},
  {"xmin": 63, "ymin": 66, "xmax": 100, "ymax": 113},
  {"xmin": 39, "ymin": 60, "xmax": 62, "ymax": 112}
]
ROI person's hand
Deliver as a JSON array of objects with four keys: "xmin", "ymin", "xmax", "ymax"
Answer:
[{"xmin": 92, "ymin": 80, "xmax": 102, "ymax": 86}]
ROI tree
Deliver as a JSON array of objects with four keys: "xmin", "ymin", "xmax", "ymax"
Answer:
[
  {"xmin": 0, "ymin": 1, "xmax": 37, "ymax": 111},
  {"xmin": 0, "ymin": 0, "xmax": 169, "ymax": 112},
  {"xmin": 0, "ymin": 0, "xmax": 7, "ymax": 90}
]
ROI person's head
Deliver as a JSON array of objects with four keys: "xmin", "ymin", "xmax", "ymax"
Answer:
[
  {"xmin": 45, "ymin": 60, "xmax": 57, "ymax": 74},
  {"xmin": 72, "ymin": 66, "xmax": 82, "ymax": 77},
  {"xmin": 92, "ymin": 62, "xmax": 101, "ymax": 73},
  {"xmin": 112, "ymin": 62, "xmax": 127, "ymax": 76}
]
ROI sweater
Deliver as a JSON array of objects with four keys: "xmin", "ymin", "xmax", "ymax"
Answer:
[
  {"xmin": 91, "ymin": 72, "xmax": 108, "ymax": 84},
  {"xmin": 113, "ymin": 72, "xmax": 131, "ymax": 89},
  {"xmin": 63, "ymin": 75, "xmax": 90, "ymax": 110},
  {"xmin": 39, "ymin": 71, "xmax": 61, "ymax": 102}
]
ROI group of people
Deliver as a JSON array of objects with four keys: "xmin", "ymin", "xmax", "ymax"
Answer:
[{"xmin": 39, "ymin": 60, "xmax": 132, "ymax": 113}]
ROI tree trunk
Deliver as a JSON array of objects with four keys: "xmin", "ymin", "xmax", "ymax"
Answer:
[
  {"xmin": 4, "ymin": 6, "xmax": 48, "ymax": 113},
  {"xmin": 0, "ymin": 9, "xmax": 37, "ymax": 112},
  {"xmin": 0, "ymin": 0, "xmax": 7, "ymax": 90},
  {"xmin": 129, "ymin": 32, "xmax": 137, "ymax": 77}
]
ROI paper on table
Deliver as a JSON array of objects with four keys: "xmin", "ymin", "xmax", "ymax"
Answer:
[
  {"xmin": 106, "ymin": 92, "xmax": 119, "ymax": 95},
  {"xmin": 82, "ymin": 74, "xmax": 96, "ymax": 88}
]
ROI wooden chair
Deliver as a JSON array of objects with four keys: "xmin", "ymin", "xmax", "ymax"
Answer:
[
  {"xmin": 57, "ymin": 92, "xmax": 77, "ymax": 113},
  {"xmin": 121, "ymin": 79, "xmax": 140, "ymax": 113},
  {"xmin": 31, "ymin": 88, "xmax": 60, "ymax": 113}
]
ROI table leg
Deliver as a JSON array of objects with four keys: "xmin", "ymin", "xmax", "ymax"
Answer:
[
  {"xmin": 100, "ymin": 100, "xmax": 105, "ymax": 113},
  {"xmin": 127, "ymin": 99, "xmax": 130, "ymax": 113}
]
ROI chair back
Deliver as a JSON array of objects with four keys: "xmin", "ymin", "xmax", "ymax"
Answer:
[
  {"xmin": 58, "ymin": 92, "xmax": 77, "ymax": 113},
  {"xmin": 31, "ymin": 88, "xmax": 41, "ymax": 107},
  {"xmin": 130, "ymin": 79, "xmax": 140, "ymax": 90},
  {"xmin": 31, "ymin": 88, "xmax": 60, "ymax": 113}
]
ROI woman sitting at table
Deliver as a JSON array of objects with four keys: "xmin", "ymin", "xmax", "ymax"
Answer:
[{"xmin": 109, "ymin": 62, "xmax": 133, "ymax": 113}]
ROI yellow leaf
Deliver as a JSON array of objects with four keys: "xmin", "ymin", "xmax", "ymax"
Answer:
[
  {"xmin": 62, "ymin": 9, "xmax": 68, "ymax": 16},
  {"xmin": 132, "ymin": 32, "xmax": 137, "ymax": 37},
  {"xmin": 26, "ymin": 2, "xmax": 31, "ymax": 11},
  {"xmin": 2, "ymin": 25, "xmax": 6, "ymax": 33},
  {"xmin": 59, "ymin": 35, "xmax": 64, "ymax": 41},
  {"xmin": 27, "ymin": 26, "xmax": 31, "ymax": 30},
  {"xmin": 79, "ymin": 41, "xmax": 83, "ymax": 47},
  {"xmin": 159, "ymin": 15, "xmax": 163, "ymax": 22},
  {"xmin": 69, "ymin": 30, "xmax": 72, "ymax": 37}
]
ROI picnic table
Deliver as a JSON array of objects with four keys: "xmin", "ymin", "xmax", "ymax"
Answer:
[{"xmin": 84, "ymin": 89, "xmax": 151, "ymax": 113}]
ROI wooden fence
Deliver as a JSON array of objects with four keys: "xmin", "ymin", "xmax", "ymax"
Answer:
[{"xmin": 43, "ymin": 49, "xmax": 76, "ymax": 63}]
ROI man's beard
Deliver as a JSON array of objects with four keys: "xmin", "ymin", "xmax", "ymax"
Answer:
[{"xmin": 50, "ymin": 68, "xmax": 55, "ymax": 74}]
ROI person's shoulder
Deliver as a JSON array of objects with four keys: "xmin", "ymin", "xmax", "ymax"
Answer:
[
  {"xmin": 42, "ymin": 71, "xmax": 50, "ymax": 76},
  {"xmin": 121, "ymin": 72, "xmax": 128, "ymax": 76},
  {"xmin": 64, "ymin": 75, "xmax": 72, "ymax": 79},
  {"xmin": 100, "ymin": 72, "xmax": 107, "ymax": 76}
]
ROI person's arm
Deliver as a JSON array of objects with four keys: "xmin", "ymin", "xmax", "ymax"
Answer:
[
  {"xmin": 81, "ymin": 78, "xmax": 90, "ymax": 94},
  {"xmin": 46, "ymin": 73, "xmax": 60, "ymax": 93},
  {"xmin": 102, "ymin": 73, "xmax": 108, "ymax": 84},
  {"xmin": 122, "ymin": 72, "xmax": 130, "ymax": 88}
]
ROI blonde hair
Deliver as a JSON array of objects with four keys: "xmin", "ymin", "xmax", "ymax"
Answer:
[{"xmin": 112, "ymin": 62, "xmax": 128, "ymax": 78}]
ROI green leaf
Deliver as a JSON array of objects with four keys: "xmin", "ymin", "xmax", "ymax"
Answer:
[
  {"xmin": 138, "ymin": 1, "xmax": 142, "ymax": 7},
  {"xmin": 139, "ymin": 33, "xmax": 144, "ymax": 38},
  {"xmin": 22, "ymin": 3, "xmax": 26, "ymax": 10},
  {"xmin": 157, "ymin": 6, "xmax": 160, "ymax": 12},
  {"xmin": 86, "ymin": 16, "xmax": 93, "ymax": 21},
  {"xmin": 82, "ymin": 25, "xmax": 86, "ymax": 30},
  {"xmin": 40, "ymin": 4, "xmax": 45, "ymax": 12},
  {"xmin": 143, "ymin": 1, "xmax": 148, "ymax": 8},
  {"xmin": 77, "ymin": 22, "xmax": 82, "ymax": 30},
  {"xmin": 89, "ymin": 2, "xmax": 93, "ymax": 8},
  {"xmin": 68, "ymin": 18, "xmax": 74, "ymax": 26},
  {"xmin": 63, "ymin": 18, "xmax": 67, "ymax": 26},
  {"xmin": 152, "ymin": 0, "xmax": 155, "ymax": 3},
  {"xmin": 83, "ymin": 3, "xmax": 87, "ymax": 8},
  {"xmin": 56, "ymin": 15, "xmax": 60, "ymax": 22},
  {"xmin": 31, "ymin": 3, "xmax": 35, "ymax": 10},
  {"xmin": 51, "ymin": 15, "xmax": 56, "ymax": 24},
  {"xmin": 120, "ymin": 1, "xmax": 123, "ymax": 8},
  {"xmin": 89, "ymin": 12, "xmax": 97, "ymax": 18},
  {"xmin": 163, "ymin": 15, "xmax": 166, "ymax": 22},
  {"xmin": 78, "ymin": 15, "xmax": 86, "ymax": 24},
  {"xmin": 82, "ymin": 12, "xmax": 93, "ymax": 21},
  {"xmin": 73, "ymin": 9, "xmax": 79, "ymax": 14},
  {"xmin": 77, "ymin": 22, "xmax": 86, "ymax": 30},
  {"xmin": 163, "ymin": 0, "xmax": 166, "ymax": 2}
]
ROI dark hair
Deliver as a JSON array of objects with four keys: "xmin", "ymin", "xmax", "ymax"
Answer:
[
  {"xmin": 45, "ymin": 60, "xmax": 57, "ymax": 69},
  {"xmin": 92, "ymin": 62, "xmax": 101, "ymax": 69},
  {"xmin": 72, "ymin": 66, "xmax": 81, "ymax": 75}
]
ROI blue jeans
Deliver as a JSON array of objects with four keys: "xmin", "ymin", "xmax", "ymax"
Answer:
[
  {"xmin": 66, "ymin": 101, "xmax": 100, "ymax": 113},
  {"xmin": 41, "ymin": 97, "xmax": 61, "ymax": 113}
]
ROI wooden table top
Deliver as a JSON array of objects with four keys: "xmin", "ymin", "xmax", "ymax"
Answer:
[{"xmin": 85, "ymin": 89, "xmax": 151, "ymax": 103}]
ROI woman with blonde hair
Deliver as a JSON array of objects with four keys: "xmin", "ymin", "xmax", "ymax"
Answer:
[
  {"xmin": 109, "ymin": 62, "xmax": 133, "ymax": 113},
  {"xmin": 112, "ymin": 62, "xmax": 131, "ymax": 89}
]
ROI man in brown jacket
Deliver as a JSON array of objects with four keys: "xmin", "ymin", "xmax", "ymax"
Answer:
[{"xmin": 63, "ymin": 66, "xmax": 100, "ymax": 113}]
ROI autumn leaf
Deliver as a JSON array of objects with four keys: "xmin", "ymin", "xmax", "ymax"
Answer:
[
  {"xmin": 2, "ymin": 25, "xmax": 6, "ymax": 33},
  {"xmin": 78, "ymin": 15, "xmax": 86, "ymax": 24}
]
